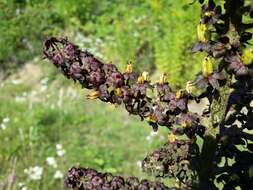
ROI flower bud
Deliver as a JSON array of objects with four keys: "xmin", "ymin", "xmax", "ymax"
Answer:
[
  {"xmin": 197, "ymin": 23, "xmax": 210, "ymax": 43},
  {"xmin": 202, "ymin": 56, "xmax": 214, "ymax": 77}
]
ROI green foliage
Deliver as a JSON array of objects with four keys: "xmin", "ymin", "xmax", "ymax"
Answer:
[
  {"xmin": 1, "ymin": 0, "xmax": 202, "ymax": 86},
  {"xmin": 0, "ymin": 1, "xmax": 62, "ymax": 70},
  {"xmin": 79, "ymin": 0, "xmax": 202, "ymax": 86}
]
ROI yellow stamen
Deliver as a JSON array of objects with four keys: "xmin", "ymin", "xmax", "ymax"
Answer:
[
  {"xmin": 159, "ymin": 73, "xmax": 167, "ymax": 85},
  {"xmin": 186, "ymin": 81, "xmax": 194, "ymax": 94},
  {"xmin": 168, "ymin": 133, "xmax": 177, "ymax": 143},
  {"xmin": 146, "ymin": 114, "xmax": 157, "ymax": 123},
  {"xmin": 204, "ymin": 11, "xmax": 213, "ymax": 17},
  {"xmin": 114, "ymin": 88, "xmax": 122, "ymax": 96},
  {"xmin": 137, "ymin": 75, "xmax": 145, "ymax": 84},
  {"xmin": 125, "ymin": 62, "xmax": 133, "ymax": 73},
  {"xmin": 87, "ymin": 91, "xmax": 99, "ymax": 99},
  {"xmin": 142, "ymin": 71, "xmax": 150, "ymax": 81},
  {"xmin": 176, "ymin": 90, "xmax": 184, "ymax": 99}
]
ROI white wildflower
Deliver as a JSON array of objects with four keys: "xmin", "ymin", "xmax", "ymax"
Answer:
[
  {"xmin": 3, "ymin": 117, "xmax": 10, "ymax": 123},
  {"xmin": 56, "ymin": 144, "xmax": 62, "ymax": 150},
  {"xmin": 21, "ymin": 186, "xmax": 28, "ymax": 190},
  {"xmin": 0, "ymin": 123, "xmax": 6, "ymax": 130},
  {"xmin": 46, "ymin": 157, "xmax": 57, "ymax": 168},
  {"xmin": 11, "ymin": 79, "xmax": 21, "ymax": 85},
  {"xmin": 146, "ymin": 135, "xmax": 152, "ymax": 142},
  {"xmin": 56, "ymin": 149, "xmax": 66, "ymax": 157},
  {"xmin": 56, "ymin": 144, "xmax": 66, "ymax": 157},
  {"xmin": 53, "ymin": 170, "xmax": 63, "ymax": 179},
  {"xmin": 136, "ymin": 161, "xmax": 142, "ymax": 169},
  {"xmin": 18, "ymin": 182, "xmax": 24, "ymax": 187},
  {"xmin": 24, "ymin": 166, "xmax": 43, "ymax": 181}
]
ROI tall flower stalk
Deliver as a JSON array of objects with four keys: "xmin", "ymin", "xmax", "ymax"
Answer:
[{"xmin": 44, "ymin": 0, "xmax": 253, "ymax": 189}]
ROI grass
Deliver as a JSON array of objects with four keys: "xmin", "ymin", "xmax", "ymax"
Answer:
[{"xmin": 0, "ymin": 59, "xmax": 172, "ymax": 190}]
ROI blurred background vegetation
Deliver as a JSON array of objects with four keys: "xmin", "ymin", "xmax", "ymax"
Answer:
[
  {"xmin": 0, "ymin": 0, "xmax": 203, "ymax": 85},
  {"xmin": 0, "ymin": 0, "xmax": 203, "ymax": 189}
]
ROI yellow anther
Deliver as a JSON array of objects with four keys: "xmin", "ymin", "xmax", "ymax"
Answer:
[
  {"xmin": 204, "ymin": 11, "xmax": 213, "ymax": 17},
  {"xmin": 146, "ymin": 114, "xmax": 157, "ymax": 123},
  {"xmin": 186, "ymin": 81, "xmax": 194, "ymax": 94},
  {"xmin": 142, "ymin": 71, "xmax": 150, "ymax": 81},
  {"xmin": 125, "ymin": 62, "xmax": 133, "ymax": 73},
  {"xmin": 87, "ymin": 91, "xmax": 99, "ymax": 99},
  {"xmin": 137, "ymin": 75, "xmax": 145, "ymax": 84},
  {"xmin": 159, "ymin": 73, "xmax": 167, "ymax": 85},
  {"xmin": 114, "ymin": 88, "xmax": 122, "ymax": 96},
  {"xmin": 168, "ymin": 133, "xmax": 177, "ymax": 143},
  {"xmin": 181, "ymin": 122, "xmax": 188, "ymax": 128},
  {"xmin": 176, "ymin": 90, "xmax": 184, "ymax": 99}
]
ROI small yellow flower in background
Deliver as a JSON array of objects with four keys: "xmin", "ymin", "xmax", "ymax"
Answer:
[
  {"xmin": 86, "ymin": 91, "xmax": 99, "ymax": 99},
  {"xmin": 202, "ymin": 56, "xmax": 214, "ymax": 77},
  {"xmin": 125, "ymin": 62, "xmax": 133, "ymax": 73},
  {"xmin": 197, "ymin": 23, "xmax": 211, "ymax": 43},
  {"xmin": 168, "ymin": 133, "xmax": 177, "ymax": 143},
  {"xmin": 242, "ymin": 48, "xmax": 253, "ymax": 65},
  {"xmin": 159, "ymin": 73, "xmax": 167, "ymax": 85}
]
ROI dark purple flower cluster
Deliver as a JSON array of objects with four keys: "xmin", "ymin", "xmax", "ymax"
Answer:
[
  {"xmin": 142, "ymin": 140, "xmax": 199, "ymax": 189},
  {"xmin": 43, "ymin": 37, "xmax": 204, "ymax": 139},
  {"xmin": 65, "ymin": 167, "xmax": 171, "ymax": 190},
  {"xmin": 43, "ymin": 0, "xmax": 253, "ymax": 189}
]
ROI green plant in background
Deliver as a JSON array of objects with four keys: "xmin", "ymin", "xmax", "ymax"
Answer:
[
  {"xmin": 0, "ymin": 1, "xmax": 63, "ymax": 71},
  {"xmin": 1, "ymin": 0, "xmax": 201, "ymax": 86}
]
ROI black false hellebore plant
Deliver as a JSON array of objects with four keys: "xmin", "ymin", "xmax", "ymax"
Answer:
[{"xmin": 44, "ymin": 0, "xmax": 253, "ymax": 189}]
